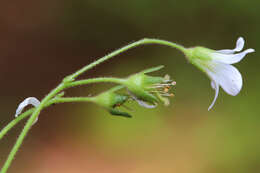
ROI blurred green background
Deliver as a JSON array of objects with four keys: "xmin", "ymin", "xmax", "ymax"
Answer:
[{"xmin": 0, "ymin": 0, "xmax": 259, "ymax": 172}]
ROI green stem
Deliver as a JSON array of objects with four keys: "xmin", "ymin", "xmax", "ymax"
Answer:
[
  {"xmin": 66, "ymin": 77, "xmax": 126, "ymax": 88},
  {"xmin": 0, "ymin": 79, "xmax": 125, "ymax": 142},
  {"xmin": 0, "ymin": 97, "xmax": 95, "ymax": 142},
  {"xmin": 0, "ymin": 84, "xmax": 66, "ymax": 173},
  {"xmin": 0, "ymin": 109, "xmax": 34, "ymax": 141},
  {"xmin": 66, "ymin": 38, "xmax": 186, "ymax": 80},
  {"xmin": 51, "ymin": 97, "xmax": 95, "ymax": 104},
  {"xmin": 1, "ymin": 38, "xmax": 186, "ymax": 173}
]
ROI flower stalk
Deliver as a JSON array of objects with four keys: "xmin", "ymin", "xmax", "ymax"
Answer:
[{"xmin": 185, "ymin": 37, "xmax": 254, "ymax": 110}]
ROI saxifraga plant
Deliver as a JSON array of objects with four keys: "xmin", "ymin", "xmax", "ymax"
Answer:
[{"xmin": 0, "ymin": 37, "xmax": 254, "ymax": 173}]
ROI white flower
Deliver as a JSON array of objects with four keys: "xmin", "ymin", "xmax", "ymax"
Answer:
[
  {"xmin": 185, "ymin": 37, "xmax": 255, "ymax": 110},
  {"xmin": 15, "ymin": 97, "xmax": 40, "ymax": 123}
]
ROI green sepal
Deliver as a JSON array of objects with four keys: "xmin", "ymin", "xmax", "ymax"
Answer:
[
  {"xmin": 141, "ymin": 65, "xmax": 164, "ymax": 74},
  {"xmin": 143, "ymin": 76, "xmax": 164, "ymax": 86},
  {"xmin": 125, "ymin": 69, "xmax": 164, "ymax": 105},
  {"xmin": 154, "ymin": 92, "xmax": 170, "ymax": 106},
  {"xmin": 185, "ymin": 47, "xmax": 214, "ymax": 73},
  {"xmin": 109, "ymin": 109, "xmax": 132, "ymax": 118},
  {"xmin": 94, "ymin": 89, "xmax": 128, "ymax": 108},
  {"xmin": 91, "ymin": 87, "xmax": 131, "ymax": 118},
  {"xmin": 126, "ymin": 82, "xmax": 159, "ymax": 104},
  {"xmin": 136, "ymin": 90, "xmax": 159, "ymax": 104}
]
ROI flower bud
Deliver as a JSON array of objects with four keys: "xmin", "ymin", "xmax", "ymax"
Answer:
[
  {"xmin": 124, "ymin": 66, "xmax": 175, "ymax": 108},
  {"xmin": 92, "ymin": 87, "xmax": 131, "ymax": 118}
]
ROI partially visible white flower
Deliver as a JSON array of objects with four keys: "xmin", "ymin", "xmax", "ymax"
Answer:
[
  {"xmin": 185, "ymin": 37, "xmax": 255, "ymax": 110},
  {"xmin": 15, "ymin": 97, "xmax": 40, "ymax": 123}
]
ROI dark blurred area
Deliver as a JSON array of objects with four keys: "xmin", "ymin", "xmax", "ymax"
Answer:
[{"xmin": 0, "ymin": 0, "xmax": 259, "ymax": 172}]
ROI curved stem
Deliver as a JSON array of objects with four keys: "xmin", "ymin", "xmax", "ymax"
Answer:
[
  {"xmin": 0, "ymin": 109, "xmax": 34, "ymax": 141},
  {"xmin": 1, "ymin": 38, "xmax": 187, "ymax": 173},
  {"xmin": 0, "ymin": 84, "xmax": 66, "ymax": 173},
  {"xmin": 0, "ymin": 78, "xmax": 125, "ymax": 141},
  {"xmin": 0, "ymin": 97, "xmax": 95, "ymax": 142},
  {"xmin": 67, "ymin": 38, "xmax": 186, "ymax": 80},
  {"xmin": 0, "ymin": 78, "xmax": 124, "ymax": 143},
  {"xmin": 51, "ymin": 97, "xmax": 95, "ymax": 104}
]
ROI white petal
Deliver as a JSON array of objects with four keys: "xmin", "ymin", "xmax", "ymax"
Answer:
[
  {"xmin": 210, "ymin": 80, "xmax": 216, "ymax": 89},
  {"xmin": 208, "ymin": 81, "xmax": 219, "ymax": 111},
  {"xmin": 135, "ymin": 98, "xmax": 157, "ymax": 108},
  {"xmin": 205, "ymin": 62, "xmax": 243, "ymax": 96},
  {"xmin": 15, "ymin": 97, "xmax": 40, "ymax": 124},
  {"xmin": 211, "ymin": 48, "xmax": 254, "ymax": 64},
  {"xmin": 216, "ymin": 49, "xmax": 236, "ymax": 54},
  {"xmin": 216, "ymin": 37, "xmax": 245, "ymax": 54},
  {"xmin": 234, "ymin": 37, "xmax": 245, "ymax": 52}
]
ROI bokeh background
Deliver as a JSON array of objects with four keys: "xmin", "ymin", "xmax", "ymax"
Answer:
[{"xmin": 0, "ymin": 0, "xmax": 259, "ymax": 172}]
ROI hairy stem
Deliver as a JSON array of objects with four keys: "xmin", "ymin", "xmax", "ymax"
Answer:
[
  {"xmin": 0, "ymin": 97, "xmax": 95, "ymax": 142},
  {"xmin": 0, "ymin": 109, "xmax": 34, "ymax": 141},
  {"xmin": 51, "ymin": 97, "xmax": 95, "ymax": 104},
  {"xmin": 65, "ymin": 77, "xmax": 126, "ymax": 88},
  {"xmin": 1, "ymin": 38, "xmax": 186, "ymax": 173},
  {"xmin": 66, "ymin": 38, "xmax": 186, "ymax": 80},
  {"xmin": 0, "ymin": 83, "xmax": 65, "ymax": 173},
  {"xmin": 0, "ymin": 78, "xmax": 125, "ymax": 142}
]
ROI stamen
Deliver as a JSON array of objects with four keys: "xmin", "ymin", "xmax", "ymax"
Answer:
[
  {"xmin": 150, "ymin": 91, "xmax": 167, "ymax": 94},
  {"xmin": 164, "ymin": 74, "xmax": 170, "ymax": 80},
  {"xmin": 161, "ymin": 93, "xmax": 175, "ymax": 97},
  {"xmin": 164, "ymin": 88, "xmax": 169, "ymax": 93},
  {"xmin": 149, "ymin": 85, "xmax": 165, "ymax": 89},
  {"xmin": 160, "ymin": 84, "xmax": 174, "ymax": 86},
  {"xmin": 151, "ymin": 84, "xmax": 173, "ymax": 88},
  {"xmin": 171, "ymin": 81, "xmax": 176, "ymax": 85}
]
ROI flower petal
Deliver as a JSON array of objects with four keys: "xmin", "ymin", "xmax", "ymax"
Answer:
[
  {"xmin": 205, "ymin": 62, "xmax": 242, "ymax": 96},
  {"xmin": 216, "ymin": 37, "xmax": 245, "ymax": 54},
  {"xmin": 15, "ymin": 97, "xmax": 40, "ymax": 117},
  {"xmin": 208, "ymin": 80, "xmax": 219, "ymax": 111},
  {"xmin": 234, "ymin": 37, "xmax": 245, "ymax": 52},
  {"xmin": 211, "ymin": 48, "xmax": 254, "ymax": 64},
  {"xmin": 210, "ymin": 80, "xmax": 216, "ymax": 89},
  {"xmin": 135, "ymin": 98, "xmax": 157, "ymax": 108}
]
